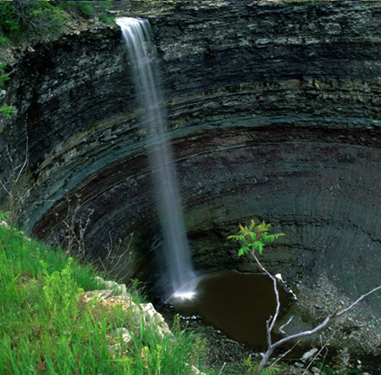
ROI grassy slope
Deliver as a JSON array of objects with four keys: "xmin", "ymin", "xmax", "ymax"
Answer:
[
  {"xmin": 0, "ymin": 4, "xmax": 207, "ymax": 374},
  {"xmin": 0, "ymin": 221, "xmax": 206, "ymax": 375}
]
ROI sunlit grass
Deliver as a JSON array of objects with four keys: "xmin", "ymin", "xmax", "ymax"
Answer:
[{"xmin": 0, "ymin": 223, "xmax": 206, "ymax": 374}]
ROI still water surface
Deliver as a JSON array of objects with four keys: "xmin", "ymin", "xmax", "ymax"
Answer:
[{"xmin": 171, "ymin": 270, "xmax": 290, "ymax": 349}]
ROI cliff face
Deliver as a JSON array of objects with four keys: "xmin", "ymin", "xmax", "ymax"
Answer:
[{"xmin": 2, "ymin": 2, "xmax": 381, "ymax": 305}]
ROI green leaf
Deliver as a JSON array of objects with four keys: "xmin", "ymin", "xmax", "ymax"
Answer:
[
  {"xmin": 229, "ymin": 219, "xmax": 285, "ymax": 258},
  {"xmin": 249, "ymin": 219, "xmax": 256, "ymax": 230},
  {"xmin": 238, "ymin": 245, "xmax": 249, "ymax": 257},
  {"xmin": 0, "ymin": 211, "xmax": 10, "ymax": 221},
  {"xmin": 253, "ymin": 241, "xmax": 264, "ymax": 254},
  {"xmin": 0, "ymin": 104, "xmax": 16, "ymax": 117},
  {"xmin": 256, "ymin": 221, "xmax": 271, "ymax": 234},
  {"xmin": 262, "ymin": 233, "xmax": 274, "ymax": 243}
]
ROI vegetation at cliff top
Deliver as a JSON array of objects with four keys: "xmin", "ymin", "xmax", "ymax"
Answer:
[
  {"xmin": 0, "ymin": 215, "xmax": 207, "ymax": 374},
  {"xmin": 0, "ymin": 0, "xmax": 377, "ymax": 44},
  {"xmin": 0, "ymin": 1, "xmax": 114, "ymax": 42}
]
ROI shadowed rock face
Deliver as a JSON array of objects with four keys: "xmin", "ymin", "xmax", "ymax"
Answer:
[{"xmin": 1, "ymin": 2, "xmax": 381, "ymax": 309}]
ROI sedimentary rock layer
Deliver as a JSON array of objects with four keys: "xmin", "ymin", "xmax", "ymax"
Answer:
[{"xmin": 1, "ymin": 2, "xmax": 381, "ymax": 309}]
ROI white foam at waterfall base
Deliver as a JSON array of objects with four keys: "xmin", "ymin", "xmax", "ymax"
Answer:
[
  {"xmin": 171, "ymin": 277, "xmax": 200, "ymax": 301},
  {"xmin": 116, "ymin": 17, "xmax": 196, "ymax": 298}
]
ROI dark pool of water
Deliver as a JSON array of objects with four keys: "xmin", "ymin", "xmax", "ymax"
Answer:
[{"xmin": 169, "ymin": 270, "xmax": 291, "ymax": 350}]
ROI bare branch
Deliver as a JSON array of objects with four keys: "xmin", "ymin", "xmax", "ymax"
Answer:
[
  {"xmin": 96, "ymin": 232, "xmax": 135, "ymax": 279},
  {"xmin": 337, "ymin": 284, "xmax": 381, "ymax": 317},
  {"xmin": 0, "ymin": 179, "xmax": 10, "ymax": 195},
  {"xmin": 1, "ymin": 126, "xmax": 29, "ymax": 223},
  {"xmin": 6, "ymin": 145, "xmax": 14, "ymax": 166},
  {"xmin": 279, "ymin": 316, "xmax": 294, "ymax": 335},
  {"xmin": 257, "ymin": 282, "xmax": 381, "ymax": 372},
  {"xmin": 217, "ymin": 362, "xmax": 226, "ymax": 375},
  {"xmin": 229, "ymin": 220, "xmax": 381, "ymax": 374},
  {"xmin": 251, "ymin": 250, "xmax": 280, "ymax": 335},
  {"xmin": 249, "ymin": 245, "xmax": 381, "ymax": 373},
  {"xmin": 15, "ymin": 131, "xmax": 29, "ymax": 183}
]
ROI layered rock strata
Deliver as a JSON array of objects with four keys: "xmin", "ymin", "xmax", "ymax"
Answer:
[{"xmin": 1, "ymin": 2, "xmax": 381, "ymax": 312}]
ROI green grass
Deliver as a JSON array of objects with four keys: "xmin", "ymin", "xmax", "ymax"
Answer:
[{"xmin": 0, "ymin": 222, "xmax": 206, "ymax": 374}]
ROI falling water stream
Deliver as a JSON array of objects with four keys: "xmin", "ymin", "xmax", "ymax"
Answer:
[
  {"xmin": 116, "ymin": 17, "xmax": 294, "ymax": 351},
  {"xmin": 114, "ymin": 17, "xmax": 376, "ymax": 370},
  {"xmin": 116, "ymin": 17, "xmax": 196, "ymax": 298}
]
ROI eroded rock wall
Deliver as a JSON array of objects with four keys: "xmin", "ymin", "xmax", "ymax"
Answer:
[{"xmin": 1, "ymin": 2, "xmax": 381, "ymax": 309}]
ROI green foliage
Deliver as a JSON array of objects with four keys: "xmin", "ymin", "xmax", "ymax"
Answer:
[
  {"xmin": 243, "ymin": 355, "xmax": 282, "ymax": 375},
  {"xmin": 57, "ymin": 1, "xmax": 95, "ymax": 18},
  {"xmin": 0, "ymin": 62, "xmax": 9, "ymax": 87},
  {"xmin": 98, "ymin": 1, "xmax": 113, "ymax": 10},
  {"xmin": 0, "ymin": 211, "xmax": 10, "ymax": 221},
  {"xmin": 98, "ymin": 13, "xmax": 115, "ymax": 26},
  {"xmin": 26, "ymin": 2, "xmax": 68, "ymax": 37},
  {"xmin": 70, "ymin": 1, "xmax": 95, "ymax": 17},
  {"xmin": 227, "ymin": 219, "xmax": 285, "ymax": 256},
  {"xmin": 0, "ymin": 1, "xmax": 117, "ymax": 42},
  {"xmin": 0, "ymin": 3, "xmax": 21, "ymax": 37},
  {"xmin": 41, "ymin": 257, "xmax": 84, "ymax": 323},
  {"xmin": 0, "ymin": 2, "xmax": 94, "ymax": 41},
  {"xmin": 0, "ymin": 63, "xmax": 16, "ymax": 117},
  {"xmin": 0, "ymin": 104, "xmax": 16, "ymax": 117},
  {"xmin": 0, "ymin": 224, "xmax": 100, "ymax": 289},
  {"xmin": 0, "ymin": 222, "xmax": 207, "ymax": 374},
  {"xmin": 0, "ymin": 2, "xmax": 66, "ymax": 40},
  {"xmin": 126, "ymin": 277, "xmax": 148, "ymax": 305}
]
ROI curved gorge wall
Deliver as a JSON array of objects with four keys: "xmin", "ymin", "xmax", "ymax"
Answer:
[{"xmin": 1, "ymin": 2, "xmax": 381, "ymax": 309}]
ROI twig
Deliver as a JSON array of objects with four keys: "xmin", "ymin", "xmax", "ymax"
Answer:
[
  {"xmin": 15, "ymin": 130, "xmax": 29, "ymax": 183},
  {"xmin": 217, "ymin": 362, "xmax": 226, "ymax": 375},
  {"xmin": 302, "ymin": 332, "xmax": 335, "ymax": 375},
  {"xmin": 270, "ymin": 340, "xmax": 300, "ymax": 369},
  {"xmin": 279, "ymin": 316, "xmax": 294, "ymax": 335},
  {"xmin": 97, "ymin": 232, "xmax": 134, "ymax": 278},
  {"xmin": 0, "ymin": 127, "xmax": 29, "ymax": 223}
]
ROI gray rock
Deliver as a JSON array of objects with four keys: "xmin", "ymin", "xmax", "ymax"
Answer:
[{"xmin": 1, "ymin": 3, "xmax": 381, "ymax": 347}]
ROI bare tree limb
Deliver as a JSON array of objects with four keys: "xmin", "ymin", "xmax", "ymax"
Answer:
[
  {"xmin": 336, "ymin": 284, "xmax": 381, "ymax": 317},
  {"xmin": 252, "ymin": 247, "xmax": 381, "ymax": 374},
  {"xmin": 252, "ymin": 251, "xmax": 280, "ymax": 337},
  {"xmin": 279, "ymin": 316, "xmax": 293, "ymax": 335}
]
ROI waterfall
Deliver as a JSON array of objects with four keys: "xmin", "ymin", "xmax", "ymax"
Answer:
[{"xmin": 116, "ymin": 17, "xmax": 196, "ymax": 298}]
